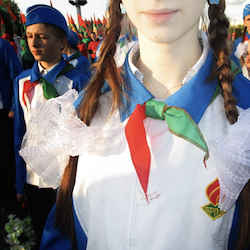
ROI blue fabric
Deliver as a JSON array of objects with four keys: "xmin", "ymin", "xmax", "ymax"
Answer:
[
  {"xmin": 228, "ymin": 200, "xmax": 240, "ymax": 250},
  {"xmin": 243, "ymin": 4, "xmax": 250, "ymax": 19},
  {"xmin": 26, "ymin": 4, "xmax": 68, "ymax": 35},
  {"xmin": 76, "ymin": 49, "xmax": 250, "ymax": 124},
  {"xmin": 40, "ymin": 205, "xmax": 72, "ymax": 250},
  {"xmin": 14, "ymin": 59, "xmax": 89, "ymax": 194},
  {"xmin": 40, "ymin": 204, "xmax": 87, "ymax": 250},
  {"xmin": 68, "ymin": 29, "xmax": 79, "ymax": 47},
  {"xmin": 120, "ymin": 49, "xmax": 250, "ymax": 123},
  {"xmin": 63, "ymin": 52, "xmax": 92, "ymax": 79},
  {"xmin": 0, "ymin": 38, "xmax": 23, "ymax": 110}
]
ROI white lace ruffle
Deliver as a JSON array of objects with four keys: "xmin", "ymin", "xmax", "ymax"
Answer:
[
  {"xmin": 208, "ymin": 108, "xmax": 250, "ymax": 211},
  {"xmin": 234, "ymin": 41, "xmax": 248, "ymax": 59},
  {"xmin": 19, "ymin": 89, "xmax": 100, "ymax": 189},
  {"xmin": 19, "ymin": 89, "xmax": 250, "ymax": 211}
]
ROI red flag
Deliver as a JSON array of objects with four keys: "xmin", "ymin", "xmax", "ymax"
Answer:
[
  {"xmin": 6, "ymin": 2, "xmax": 17, "ymax": 21},
  {"xmin": 70, "ymin": 15, "xmax": 79, "ymax": 34},
  {"xmin": 50, "ymin": 0, "xmax": 53, "ymax": 7},
  {"xmin": 0, "ymin": 15, "xmax": 6, "ymax": 37},
  {"xmin": 78, "ymin": 14, "xmax": 90, "ymax": 36},
  {"xmin": 102, "ymin": 16, "xmax": 107, "ymax": 26},
  {"xmin": 20, "ymin": 12, "xmax": 26, "ymax": 24}
]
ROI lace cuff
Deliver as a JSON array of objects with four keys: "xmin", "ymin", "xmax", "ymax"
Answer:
[
  {"xmin": 19, "ymin": 90, "xmax": 99, "ymax": 189},
  {"xmin": 208, "ymin": 108, "xmax": 250, "ymax": 211}
]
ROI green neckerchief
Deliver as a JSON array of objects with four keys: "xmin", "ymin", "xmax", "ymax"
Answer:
[
  {"xmin": 145, "ymin": 100, "xmax": 209, "ymax": 163},
  {"xmin": 41, "ymin": 63, "xmax": 75, "ymax": 99},
  {"xmin": 69, "ymin": 50, "xmax": 83, "ymax": 61}
]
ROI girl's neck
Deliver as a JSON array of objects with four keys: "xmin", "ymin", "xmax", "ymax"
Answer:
[{"xmin": 137, "ymin": 28, "xmax": 203, "ymax": 99}]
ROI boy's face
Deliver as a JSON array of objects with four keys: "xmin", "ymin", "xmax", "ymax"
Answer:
[{"xmin": 26, "ymin": 23, "xmax": 67, "ymax": 69}]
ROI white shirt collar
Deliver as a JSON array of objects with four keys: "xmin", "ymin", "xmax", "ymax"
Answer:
[
  {"xmin": 128, "ymin": 30, "xmax": 210, "ymax": 86},
  {"xmin": 38, "ymin": 62, "xmax": 59, "ymax": 77}
]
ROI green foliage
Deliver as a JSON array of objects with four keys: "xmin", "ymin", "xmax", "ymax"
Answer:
[
  {"xmin": 0, "ymin": 0, "xmax": 21, "ymax": 36},
  {"xmin": 4, "ymin": 214, "xmax": 36, "ymax": 250},
  {"xmin": 229, "ymin": 24, "xmax": 244, "ymax": 40}
]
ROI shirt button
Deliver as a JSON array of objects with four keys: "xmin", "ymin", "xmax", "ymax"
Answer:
[{"xmin": 137, "ymin": 192, "xmax": 149, "ymax": 206}]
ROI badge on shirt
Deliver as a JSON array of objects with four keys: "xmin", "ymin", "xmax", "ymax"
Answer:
[{"xmin": 201, "ymin": 178, "xmax": 225, "ymax": 220}]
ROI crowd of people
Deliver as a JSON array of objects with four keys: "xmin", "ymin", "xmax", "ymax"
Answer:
[{"xmin": 1, "ymin": 1, "xmax": 250, "ymax": 250}]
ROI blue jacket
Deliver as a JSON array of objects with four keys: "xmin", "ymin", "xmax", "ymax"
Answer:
[
  {"xmin": 0, "ymin": 38, "xmax": 23, "ymax": 110},
  {"xmin": 62, "ymin": 51, "xmax": 91, "ymax": 79},
  {"xmin": 14, "ymin": 59, "xmax": 89, "ymax": 195}
]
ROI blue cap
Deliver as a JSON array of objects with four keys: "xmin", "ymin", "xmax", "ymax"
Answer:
[
  {"xmin": 26, "ymin": 4, "xmax": 68, "ymax": 36},
  {"xmin": 243, "ymin": 4, "xmax": 250, "ymax": 19},
  {"xmin": 68, "ymin": 29, "xmax": 79, "ymax": 47}
]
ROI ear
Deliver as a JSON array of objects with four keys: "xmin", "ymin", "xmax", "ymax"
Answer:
[{"xmin": 59, "ymin": 37, "xmax": 68, "ymax": 51}]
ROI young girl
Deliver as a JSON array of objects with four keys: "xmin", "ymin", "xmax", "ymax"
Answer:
[
  {"xmin": 20, "ymin": 0, "xmax": 250, "ymax": 249},
  {"xmin": 234, "ymin": 40, "xmax": 250, "ymax": 79}
]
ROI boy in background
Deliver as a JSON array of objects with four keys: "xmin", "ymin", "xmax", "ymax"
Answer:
[
  {"xmin": 13, "ymin": 5, "xmax": 89, "ymax": 249},
  {"xmin": 62, "ymin": 29, "xmax": 91, "ymax": 78}
]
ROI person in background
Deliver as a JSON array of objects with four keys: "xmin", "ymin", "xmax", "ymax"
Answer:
[
  {"xmin": 2, "ymin": 33, "xmax": 17, "ymax": 53},
  {"xmin": 20, "ymin": 34, "xmax": 35, "ymax": 70},
  {"xmin": 82, "ymin": 32, "xmax": 91, "ymax": 49},
  {"xmin": 235, "ymin": 4, "xmax": 250, "ymax": 48},
  {"xmin": 234, "ymin": 40, "xmax": 250, "ymax": 79},
  {"xmin": 13, "ymin": 5, "xmax": 89, "ymax": 249},
  {"xmin": 62, "ymin": 29, "xmax": 91, "ymax": 78},
  {"xmin": 88, "ymin": 32, "xmax": 101, "ymax": 63},
  {"xmin": 232, "ymin": 4, "xmax": 250, "ymax": 67},
  {"xmin": 14, "ymin": 35, "xmax": 22, "ymax": 64},
  {"xmin": 77, "ymin": 35, "xmax": 88, "ymax": 59},
  {"xmin": 0, "ymin": 37, "xmax": 23, "ymax": 213}
]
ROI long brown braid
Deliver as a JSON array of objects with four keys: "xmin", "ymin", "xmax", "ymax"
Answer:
[
  {"xmin": 242, "ymin": 26, "xmax": 247, "ymax": 43},
  {"xmin": 207, "ymin": 0, "xmax": 238, "ymax": 124},
  {"xmin": 55, "ymin": 0, "xmax": 124, "ymax": 248},
  {"xmin": 207, "ymin": 1, "xmax": 250, "ymax": 249}
]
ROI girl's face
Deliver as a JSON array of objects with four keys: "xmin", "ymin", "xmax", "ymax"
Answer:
[
  {"xmin": 245, "ymin": 42, "xmax": 250, "ymax": 75},
  {"xmin": 244, "ymin": 14, "xmax": 250, "ymax": 32},
  {"xmin": 122, "ymin": 0, "xmax": 206, "ymax": 44}
]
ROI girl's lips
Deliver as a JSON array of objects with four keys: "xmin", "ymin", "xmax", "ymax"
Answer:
[
  {"xmin": 32, "ymin": 51, "xmax": 42, "ymax": 54},
  {"xmin": 143, "ymin": 9, "xmax": 178, "ymax": 23}
]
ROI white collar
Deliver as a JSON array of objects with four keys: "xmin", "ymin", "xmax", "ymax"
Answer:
[
  {"xmin": 128, "ymin": 30, "xmax": 210, "ymax": 86},
  {"xmin": 38, "ymin": 62, "xmax": 59, "ymax": 77}
]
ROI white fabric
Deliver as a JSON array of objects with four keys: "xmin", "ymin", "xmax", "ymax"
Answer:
[
  {"xmin": 234, "ymin": 41, "xmax": 248, "ymax": 59},
  {"xmin": 20, "ymin": 90, "xmax": 96, "ymax": 188},
  {"xmin": 72, "ymin": 92, "xmax": 236, "ymax": 250},
  {"xmin": 208, "ymin": 107, "xmax": 250, "ymax": 211},
  {"xmin": 18, "ymin": 73, "xmax": 74, "ymax": 187},
  {"xmin": 19, "ymin": 87, "xmax": 250, "ymax": 211},
  {"xmin": 38, "ymin": 61, "xmax": 58, "ymax": 76}
]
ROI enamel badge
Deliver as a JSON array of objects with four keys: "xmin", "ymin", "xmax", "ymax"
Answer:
[{"xmin": 201, "ymin": 178, "xmax": 225, "ymax": 220}]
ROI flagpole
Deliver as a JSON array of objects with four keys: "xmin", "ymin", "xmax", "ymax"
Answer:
[{"xmin": 68, "ymin": 0, "xmax": 87, "ymax": 28}]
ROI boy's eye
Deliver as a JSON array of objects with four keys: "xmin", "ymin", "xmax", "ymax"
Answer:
[{"xmin": 243, "ymin": 52, "xmax": 250, "ymax": 58}]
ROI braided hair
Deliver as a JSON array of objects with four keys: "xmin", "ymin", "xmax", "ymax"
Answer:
[{"xmin": 55, "ymin": 0, "xmax": 124, "ymax": 248}]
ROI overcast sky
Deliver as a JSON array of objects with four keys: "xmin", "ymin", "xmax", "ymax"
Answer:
[{"xmin": 15, "ymin": 0, "xmax": 248, "ymax": 24}]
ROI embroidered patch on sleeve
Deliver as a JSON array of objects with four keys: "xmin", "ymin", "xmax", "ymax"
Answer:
[{"xmin": 201, "ymin": 178, "xmax": 225, "ymax": 220}]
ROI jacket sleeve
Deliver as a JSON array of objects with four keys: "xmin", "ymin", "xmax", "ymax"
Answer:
[
  {"xmin": 13, "ymin": 76, "xmax": 26, "ymax": 195},
  {"xmin": 40, "ymin": 204, "xmax": 87, "ymax": 250}
]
